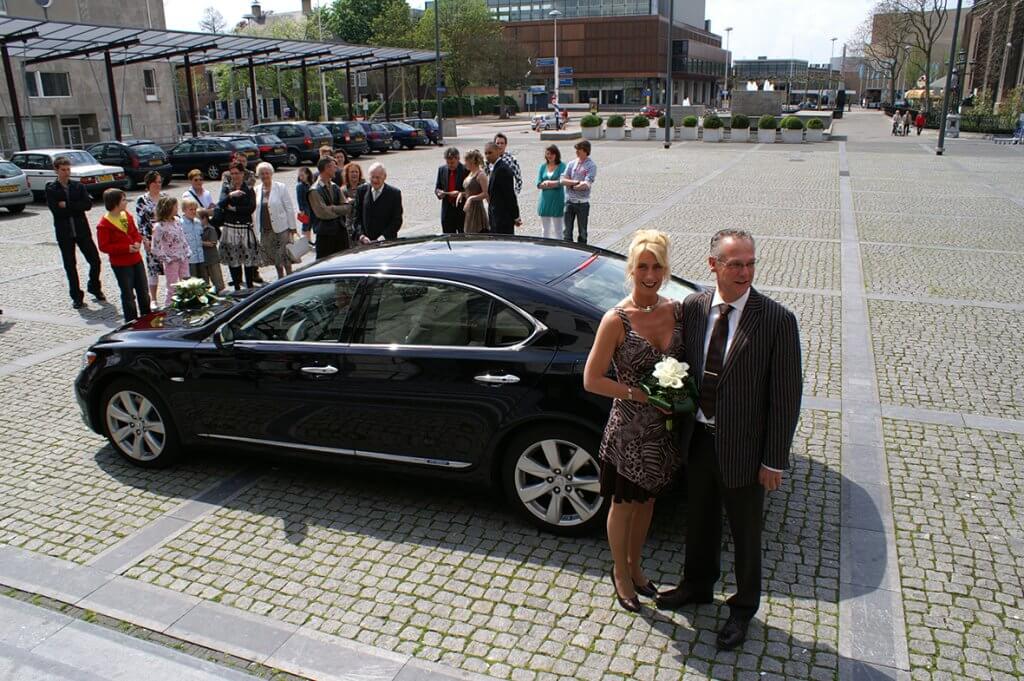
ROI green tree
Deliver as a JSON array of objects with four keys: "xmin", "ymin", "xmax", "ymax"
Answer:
[
  {"xmin": 370, "ymin": 0, "xmax": 416, "ymax": 47},
  {"xmin": 323, "ymin": 0, "xmax": 392, "ymax": 45},
  {"xmin": 412, "ymin": 0, "xmax": 498, "ymax": 112},
  {"xmin": 476, "ymin": 29, "xmax": 532, "ymax": 118}
]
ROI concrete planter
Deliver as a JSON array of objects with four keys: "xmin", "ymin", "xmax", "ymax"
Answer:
[
  {"xmin": 806, "ymin": 128, "xmax": 824, "ymax": 142},
  {"xmin": 757, "ymin": 128, "xmax": 776, "ymax": 144},
  {"xmin": 702, "ymin": 128, "xmax": 722, "ymax": 143},
  {"xmin": 730, "ymin": 128, "xmax": 750, "ymax": 142},
  {"xmin": 605, "ymin": 126, "xmax": 625, "ymax": 140},
  {"xmin": 680, "ymin": 126, "xmax": 698, "ymax": 141},
  {"xmin": 582, "ymin": 125, "xmax": 601, "ymax": 140},
  {"xmin": 648, "ymin": 128, "xmax": 658, "ymax": 139},
  {"xmin": 782, "ymin": 128, "xmax": 803, "ymax": 144}
]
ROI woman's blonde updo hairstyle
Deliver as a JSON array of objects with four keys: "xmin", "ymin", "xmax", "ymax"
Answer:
[{"xmin": 624, "ymin": 229, "xmax": 671, "ymax": 287}]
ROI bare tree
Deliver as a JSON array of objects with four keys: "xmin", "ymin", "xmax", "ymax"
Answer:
[
  {"xmin": 849, "ymin": 1, "xmax": 912, "ymax": 105},
  {"xmin": 892, "ymin": 0, "xmax": 950, "ymax": 111},
  {"xmin": 199, "ymin": 7, "xmax": 227, "ymax": 34}
]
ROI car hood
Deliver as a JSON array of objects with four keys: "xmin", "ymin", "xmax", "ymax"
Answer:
[{"xmin": 101, "ymin": 297, "xmax": 240, "ymax": 342}]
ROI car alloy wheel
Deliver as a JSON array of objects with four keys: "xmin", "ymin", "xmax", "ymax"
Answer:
[
  {"xmin": 512, "ymin": 437, "xmax": 603, "ymax": 531},
  {"xmin": 391, "ymin": 139, "xmax": 402, "ymax": 150},
  {"xmin": 287, "ymin": 151, "xmax": 300, "ymax": 166},
  {"xmin": 205, "ymin": 164, "xmax": 221, "ymax": 181},
  {"xmin": 105, "ymin": 389, "xmax": 167, "ymax": 462}
]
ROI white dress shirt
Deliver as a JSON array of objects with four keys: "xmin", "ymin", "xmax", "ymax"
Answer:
[
  {"xmin": 372, "ymin": 186, "xmax": 382, "ymax": 202},
  {"xmin": 696, "ymin": 288, "xmax": 780, "ymax": 472}
]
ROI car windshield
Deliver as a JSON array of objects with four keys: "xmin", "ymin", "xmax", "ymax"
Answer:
[
  {"xmin": 0, "ymin": 161, "xmax": 21, "ymax": 178},
  {"xmin": 308, "ymin": 125, "xmax": 330, "ymax": 136},
  {"xmin": 554, "ymin": 254, "xmax": 698, "ymax": 311},
  {"xmin": 63, "ymin": 151, "xmax": 99, "ymax": 166}
]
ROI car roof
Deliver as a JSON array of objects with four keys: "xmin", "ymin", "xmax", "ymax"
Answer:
[
  {"xmin": 13, "ymin": 149, "xmax": 83, "ymax": 155},
  {"xmin": 299, "ymin": 235, "xmax": 612, "ymax": 286}
]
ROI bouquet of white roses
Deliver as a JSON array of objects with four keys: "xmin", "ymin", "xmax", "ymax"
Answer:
[
  {"xmin": 638, "ymin": 356, "xmax": 698, "ymax": 431},
  {"xmin": 170, "ymin": 277, "xmax": 219, "ymax": 311}
]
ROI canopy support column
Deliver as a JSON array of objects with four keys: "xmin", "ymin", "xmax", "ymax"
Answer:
[
  {"xmin": 0, "ymin": 43, "xmax": 25, "ymax": 150},
  {"xmin": 183, "ymin": 53, "xmax": 199, "ymax": 138},
  {"xmin": 346, "ymin": 61, "xmax": 354, "ymax": 121},
  {"xmin": 104, "ymin": 50, "xmax": 122, "ymax": 142},
  {"xmin": 248, "ymin": 56, "xmax": 259, "ymax": 125},
  {"xmin": 301, "ymin": 58, "xmax": 309, "ymax": 120},
  {"xmin": 416, "ymin": 65, "xmax": 423, "ymax": 117},
  {"xmin": 384, "ymin": 62, "xmax": 391, "ymax": 122}
]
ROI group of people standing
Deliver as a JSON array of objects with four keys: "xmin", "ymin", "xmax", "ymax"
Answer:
[
  {"xmin": 892, "ymin": 109, "xmax": 927, "ymax": 136},
  {"xmin": 433, "ymin": 133, "xmax": 597, "ymax": 242}
]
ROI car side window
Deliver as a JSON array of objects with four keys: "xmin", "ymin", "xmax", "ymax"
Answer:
[
  {"xmin": 173, "ymin": 141, "xmax": 193, "ymax": 154},
  {"xmin": 26, "ymin": 155, "xmax": 49, "ymax": 170},
  {"xmin": 356, "ymin": 279, "xmax": 497, "ymax": 347},
  {"xmin": 232, "ymin": 279, "xmax": 361, "ymax": 344},
  {"xmin": 10, "ymin": 155, "xmax": 27, "ymax": 168},
  {"xmin": 490, "ymin": 304, "xmax": 533, "ymax": 347}
]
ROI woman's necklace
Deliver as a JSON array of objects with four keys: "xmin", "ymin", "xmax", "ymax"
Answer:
[{"xmin": 631, "ymin": 295, "xmax": 660, "ymax": 313}]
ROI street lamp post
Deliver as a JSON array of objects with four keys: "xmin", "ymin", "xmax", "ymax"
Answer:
[
  {"xmin": 827, "ymin": 37, "xmax": 837, "ymax": 107},
  {"xmin": 434, "ymin": 0, "xmax": 443, "ymax": 142},
  {"xmin": 901, "ymin": 45, "xmax": 911, "ymax": 98},
  {"xmin": 725, "ymin": 27, "xmax": 733, "ymax": 107},
  {"xmin": 550, "ymin": 10, "xmax": 562, "ymax": 129},
  {"xmin": 664, "ymin": 0, "xmax": 673, "ymax": 149},
  {"xmin": 317, "ymin": 0, "xmax": 329, "ymax": 120},
  {"xmin": 936, "ymin": 0, "xmax": 965, "ymax": 155}
]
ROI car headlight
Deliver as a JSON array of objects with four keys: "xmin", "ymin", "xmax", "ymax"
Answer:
[{"xmin": 81, "ymin": 351, "xmax": 97, "ymax": 370}]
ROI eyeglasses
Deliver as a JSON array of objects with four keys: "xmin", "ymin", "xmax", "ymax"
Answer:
[{"xmin": 718, "ymin": 258, "xmax": 756, "ymax": 271}]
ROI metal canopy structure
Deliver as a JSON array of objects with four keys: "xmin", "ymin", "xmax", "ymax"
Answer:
[{"xmin": 0, "ymin": 16, "xmax": 441, "ymax": 150}]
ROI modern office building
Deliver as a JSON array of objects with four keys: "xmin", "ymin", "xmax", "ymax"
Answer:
[
  {"xmin": 733, "ymin": 57, "xmax": 839, "ymax": 105},
  {"xmin": 488, "ymin": 0, "xmax": 728, "ymax": 109},
  {"xmin": 0, "ymin": 0, "xmax": 178, "ymax": 154}
]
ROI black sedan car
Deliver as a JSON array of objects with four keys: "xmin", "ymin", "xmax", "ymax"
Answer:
[
  {"xmin": 74, "ymin": 237, "xmax": 698, "ymax": 535},
  {"xmin": 322, "ymin": 121, "xmax": 370, "ymax": 158},
  {"xmin": 404, "ymin": 118, "xmax": 441, "ymax": 145},
  {"xmin": 86, "ymin": 140, "xmax": 173, "ymax": 188},
  {"xmin": 382, "ymin": 122, "xmax": 425, "ymax": 150},
  {"xmin": 223, "ymin": 133, "xmax": 289, "ymax": 168},
  {"xmin": 168, "ymin": 137, "xmax": 260, "ymax": 179},
  {"xmin": 356, "ymin": 122, "xmax": 393, "ymax": 153}
]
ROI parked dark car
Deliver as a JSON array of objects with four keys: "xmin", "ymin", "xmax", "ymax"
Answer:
[
  {"xmin": 247, "ymin": 121, "xmax": 333, "ymax": 166},
  {"xmin": 403, "ymin": 118, "xmax": 441, "ymax": 145},
  {"xmin": 74, "ymin": 236, "xmax": 699, "ymax": 535},
  {"xmin": 86, "ymin": 140, "xmax": 173, "ymax": 188},
  {"xmin": 355, "ymin": 122, "xmax": 393, "ymax": 153},
  {"xmin": 168, "ymin": 137, "xmax": 259, "ymax": 180},
  {"xmin": 223, "ymin": 133, "xmax": 289, "ymax": 168},
  {"xmin": 322, "ymin": 121, "xmax": 370, "ymax": 158},
  {"xmin": 381, "ymin": 122, "xmax": 425, "ymax": 150}
]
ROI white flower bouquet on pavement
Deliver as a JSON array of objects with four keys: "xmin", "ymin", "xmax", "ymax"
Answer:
[{"xmin": 639, "ymin": 356, "xmax": 698, "ymax": 430}]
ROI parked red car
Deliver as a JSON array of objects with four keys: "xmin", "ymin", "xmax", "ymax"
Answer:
[{"xmin": 639, "ymin": 105, "xmax": 663, "ymax": 119}]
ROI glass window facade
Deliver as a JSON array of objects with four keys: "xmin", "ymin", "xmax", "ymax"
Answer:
[{"xmin": 487, "ymin": 0, "xmax": 654, "ymax": 21}]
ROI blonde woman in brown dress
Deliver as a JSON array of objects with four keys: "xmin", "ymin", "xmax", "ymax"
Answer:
[{"xmin": 458, "ymin": 149, "xmax": 489, "ymax": 233}]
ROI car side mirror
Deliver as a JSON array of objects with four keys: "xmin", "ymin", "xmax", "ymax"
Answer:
[{"xmin": 213, "ymin": 323, "xmax": 235, "ymax": 350}]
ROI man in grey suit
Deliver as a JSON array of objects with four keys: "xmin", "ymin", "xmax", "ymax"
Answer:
[{"xmin": 656, "ymin": 228, "xmax": 802, "ymax": 651}]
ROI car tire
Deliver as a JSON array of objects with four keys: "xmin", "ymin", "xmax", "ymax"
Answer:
[
  {"xmin": 287, "ymin": 150, "xmax": 300, "ymax": 166},
  {"xmin": 390, "ymin": 140, "xmax": 402, "ymax": 151},
  {"xmin": 205, "ymin": 164, "xmax": 221, "ymax": 181},
  {"xmin": 100, "ymin": 379, "xmax": 182, "ymax": 469},
  {"xmin": 502, "ymin": 424, "xmax": 607, "ymax": 536},
  {"xmin": 7, "ymin": 204, "xmax": 26, "ymax": 214}
]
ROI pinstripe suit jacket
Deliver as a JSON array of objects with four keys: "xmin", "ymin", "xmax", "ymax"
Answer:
[{"xmin": 679, "ymin": 288, "xmax": 803, "ymax": 488}]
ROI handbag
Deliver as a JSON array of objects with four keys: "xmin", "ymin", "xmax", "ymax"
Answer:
[
  {"xmin": 286, "ymin": 236, "xmax": 312, "ymax": 264},
  {"xmin": 209, "ymin": 205, "xmax": 225, "ymax": 228}
]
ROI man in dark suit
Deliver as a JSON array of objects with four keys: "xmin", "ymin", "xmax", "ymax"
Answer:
[
  {"xmin": 354, "ymin": 163, "xmax": 404, "ymax": 244},
  {"xmin": 45, "ymin": 156, "xmax": 104, "ymax": 309},
  {"xmin": 656, "ymin": 228, "xmax": 802, "ymax": 651},
  {"xmin": 483, "ymin": 142, "xmax": 521, "ymax": 235},
  {"xmin": 307, "ymin": 157, "xmax": 351, "ymax": 260},
  {"xmin": 435, "ymin": 147, "xmax": 467, "ymax": 234}
]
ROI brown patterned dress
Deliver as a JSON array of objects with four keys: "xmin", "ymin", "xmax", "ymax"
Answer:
[{"xmin": 598, "ymin": 302, "xmax": 685, "ymax": 502}]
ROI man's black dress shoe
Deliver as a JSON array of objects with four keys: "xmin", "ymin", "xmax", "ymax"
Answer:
[
  {"xmin": 654, "ymin": 585, "xmax": 713, "ymax": 610},
  {"xmin": 610, "ymin": 567, "xmax": 641, "ymax": 613},
  {"xmin": 716, "ymin": 615, "xmax": 750, "ymax": 650},
  {"xmin": 72, "ymin": 299, "xmax": 85, "ymax": 310},
  {"xmin": 89, "ymin": 290, "xmax": 106, "ymax": 302},
  {"xmin": 633, "ymin": 580, "xmax": 659, "ymax": 599}
]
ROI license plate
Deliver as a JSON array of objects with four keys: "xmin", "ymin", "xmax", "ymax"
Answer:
[
  {"xmin": 0, "ymin": 185, "xmax": 17, "ymax": 193},
  {"xmin": 246, "ymin": 151, "xmax": 256, "ymax": 157},
  {"xmin": 99, "ymin": 175, "xmax": 113, "ymax": 182},
  {"xmin": 149, "ymin": 158, "xmax": 162, "ymax": 165},
  {"xmin": 276, "ymin": 147, "xmax": 285, "ymax": 154}
]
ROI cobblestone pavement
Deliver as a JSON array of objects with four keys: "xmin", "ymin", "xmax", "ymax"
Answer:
[{"xmin": 0, "ymin": 112, "xmax": 1022, "ymax": 680}]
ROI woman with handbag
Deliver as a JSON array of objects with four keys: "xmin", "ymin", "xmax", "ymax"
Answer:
[
  {"xmin": 340, "ymin": 162, "xmax": 365, "ymax": 242},
  {"xmin": 217, "ymin": 162, "xmax": 259, "ymax": 290},
  {"xmin": 254, "ymin": 162, "xmax": 298, "ymax": 280},
  {"xmin": 135, "ymin": 171, "xmax": 166, "ymax": 306}
]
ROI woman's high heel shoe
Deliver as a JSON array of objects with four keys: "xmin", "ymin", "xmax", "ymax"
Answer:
[
  {"xmin": 633, "ymin": 579, "xmax": 659, "ymax": 599},
  {"xmin": 610, "ymin": 567, "xmax": 641, "ymax": 613}
]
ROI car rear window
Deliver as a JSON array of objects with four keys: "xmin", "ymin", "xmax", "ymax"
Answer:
[
  {"xmin": 554, "ymin": 255, "xmax": 698, "ymax": 311},
  {"xmin": 308, "ymin": 125, "xmax": 330, "ymax": 137},
  {"xmin": 371, "ymin": 124, "xmax": 388, "ymax": 132},
  {"xmin": 0, "ymin": 162, "xmax": 21, "ymax": 178},
  {"xmin": 229, "ymin": 140, "xmax": 258, "ymax": 151},
  {"xmin": 390, "ymin": 122, "xmax": 415, "ymax": 131},
  {"xmin": 63, "ymin": 151, "xmax": 98, "ymax": 166},
  {"xmin": 129, "ymin": 144, "xmax": 165, "ymax": 157}
]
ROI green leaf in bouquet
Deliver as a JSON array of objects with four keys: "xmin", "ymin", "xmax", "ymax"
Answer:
[{"xmin": 672, "ymin": 396, "xmax": 696, "ymax": 414}]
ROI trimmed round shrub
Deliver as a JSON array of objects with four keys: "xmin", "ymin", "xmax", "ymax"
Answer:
[
  {"xmin": 682, "ymin": 115, "xmax": 699, "ymax": 128},
  {"xmin": 730, "ymin": 114, "xmax": 750, "ymax": 130},
  {"xmin": 580, "ymin": 114, "xmax": 603, "ymax": 128},
  {"xmin": 758, "ymin": 115, "xmax": 777, "ymax": 130},
  {"xmin": 806, "ymin": 118, "xmax": 825, "ymax": 130},
  {"xmin": 702, "ymin": 114, "xmax": 723, "ymax": 129},
  {"xmin": 632, "ymin": 115, "xmax": 650, "ymax": 128},
  {"xmin": 658, "ymin": 115, "xmax": 674, "ymax": 128},
  {"xmin": 607, "ymin": 114, "xmax": 625, "ymax": 128},
  {"xmin": 781, "ymin": 115, "xmax": 805, "ymax": 130}
]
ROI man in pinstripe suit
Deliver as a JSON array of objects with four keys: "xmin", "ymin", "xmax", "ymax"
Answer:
[{"xmin": 656, "ymin": 229, "xmax": 802, "ymax": 651}]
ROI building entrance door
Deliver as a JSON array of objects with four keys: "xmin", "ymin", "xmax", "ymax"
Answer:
[{"xmin": 60, "ymin": 117, "xmax": 83, "ymax": 148}]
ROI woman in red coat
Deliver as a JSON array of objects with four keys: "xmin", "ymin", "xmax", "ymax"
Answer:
[
  {"xmin": 97, "ymin": 188, "xmax": 152, "ymax": 321},
  {"xmin": 915, "ymin": 112, "xmax": 927, "ymax": 136}
]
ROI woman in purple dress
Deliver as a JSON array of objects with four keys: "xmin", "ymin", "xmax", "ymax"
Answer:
[{"xmin": 584, "ymin": 229, "xmax": 684, "ymax": 612}]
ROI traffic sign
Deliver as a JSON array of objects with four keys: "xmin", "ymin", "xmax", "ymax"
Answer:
[
  {"xmin": 436, "ymin": 86, "xmax": 447, "ymax": 94},
  {"xmin": 559, "ymin": 66, "xmax": 574, "ymax": 75},
  {"xmin": 559, "ymin": 78, "xmax": 573, "ymax": 87},
  {"xmin": 528, "ymin": 85, "xmax": 546, "ymax": 94},
  {"xmin": 535, "ymin": 57, "xmax": 555, "ymax": 67},
  {"xmin": 642, "ymin": 88, "xmax": 652, "ymax": 97}
]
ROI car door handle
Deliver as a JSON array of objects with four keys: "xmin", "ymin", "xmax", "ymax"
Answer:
[
  {"xmin": 474, "ymin": 373, "xmax": 520, "ymax": 385},
  {"xmin": 301, "ymin": 365, "xmax": 338, "ymax": 375}
]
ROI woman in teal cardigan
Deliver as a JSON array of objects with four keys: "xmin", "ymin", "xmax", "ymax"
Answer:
[{"xmin": 536, "ymin": 145, "xmax": 566, "ymax": 239}]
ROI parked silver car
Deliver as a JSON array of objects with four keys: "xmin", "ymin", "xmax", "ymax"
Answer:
[
  {"xmin": 8, "ymin": 149, "xmax": 128, "ymax": 202},
  {"xmin": 0, "ymin": 161, "xmax": 32, "ymax": 214}
]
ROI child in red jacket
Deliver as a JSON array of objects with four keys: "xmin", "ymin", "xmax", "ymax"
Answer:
[
  {"xmin": 915, "ymin": 112, "xmax": 926, "ymax": 135},
  {"xmin": 97, "ymin": 188, "xmax": 151, "ymax": 321}
]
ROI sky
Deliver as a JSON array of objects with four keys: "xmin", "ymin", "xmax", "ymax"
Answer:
[{"xmin": 164, "ymin": 0, "xmax": 879, "ymax": 64}]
